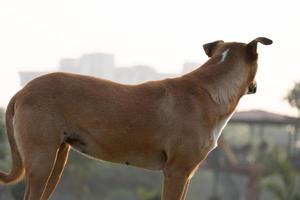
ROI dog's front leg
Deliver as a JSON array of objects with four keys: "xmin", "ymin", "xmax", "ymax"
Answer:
[
  {"xmin": 162, "ymin": 168, "xmax": 192, "ymax": 200},
  {"xmin": 181, "ymin": 179, "xmax": 191, "ymax": 199},
  {"xmin": 161, "ymin": 141, "xmax": 203, "ymax": 200}
]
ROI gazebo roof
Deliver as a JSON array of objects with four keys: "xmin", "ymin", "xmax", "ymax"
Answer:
[{"xmin": 231, "ymin": 110, "xmax": 299, "ymax": 125}]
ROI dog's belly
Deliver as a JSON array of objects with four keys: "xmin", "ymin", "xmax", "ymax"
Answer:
[
  {"xmin": 76, "ymin": 146, "xmax": 166, "ymax": 170},
  {"xmin": 66, "ymin": 132, "xmax": 167, "ymax": 170},
  {"xmin": 96, "ymin": 151, "xmax": 167, "ymax": 171}
]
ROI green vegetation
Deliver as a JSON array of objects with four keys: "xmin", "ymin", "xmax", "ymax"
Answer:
[
  {"xmin": 257, "ymin": 82, "xmax": 300, "ymax": 199},
  {"xmin": 0, "ymin": 108, "xmax": 5, "ymax": 159},
  {"xmin": 286, "ymin": 82, "xmax": 300, "ymax": 115},
  {"xmin": 0, "ymin": 108, "xmax": 4, "ymax": 140},
  {"xmin": 258, "ymin": 147, "xmax": 300, "ymax": 200}
]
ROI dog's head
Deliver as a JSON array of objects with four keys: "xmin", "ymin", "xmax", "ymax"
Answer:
[{"xmin": 203, "ymin": 37, "xmax": 272, "ymax": 95}]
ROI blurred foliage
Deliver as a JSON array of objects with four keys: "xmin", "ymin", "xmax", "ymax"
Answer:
[
  {"xmin": 286, "ymin": 82, "xmax": 300, "ymax": 115},
  {"xmin": 10, "ymin": 182, "xmax": 25, "ymax": 200},
  {"xmin": 137, "ymin": 187, "xmax": 160, "ymax": 200},
  {"xmin": 0, "ymin": 108, "xmax": 4, "ymax": 142},
  {"xmin": 0, "ymin": 107, "xmax": 299, "ymax": 200},
  {"xmin": 51, "ymin": 151, "xmax": 162, "ymax": 200},
  {"xmin": 258, "ymin": 147, "xmax": 300, "ymax": 200},
  {"xmin": 0, "ymin": 108, "xmax": 7, "ymax": 162}
]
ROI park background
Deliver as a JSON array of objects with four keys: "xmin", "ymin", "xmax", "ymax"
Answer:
[{"xmin": 1, "ymin": 0, "xmax": 300, "ymax": 199}]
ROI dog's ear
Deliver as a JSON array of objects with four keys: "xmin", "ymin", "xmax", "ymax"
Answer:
[
  {"xmin": 203, "ymin": 40, "xmax": 224, "ymax": 57},
  {"xmin": 247, "ymin": 37, "xmax": 273, "ymax": 56}
]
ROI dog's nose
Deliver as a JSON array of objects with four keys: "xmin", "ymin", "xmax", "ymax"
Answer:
[{"xmin": 247, "ymin": 82, "xmax": 257, "ymax": 94}]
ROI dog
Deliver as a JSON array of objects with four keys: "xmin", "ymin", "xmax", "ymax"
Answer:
[{"xmin": 0, "ymin": 37, "xmax": 272, "ymax": 200}]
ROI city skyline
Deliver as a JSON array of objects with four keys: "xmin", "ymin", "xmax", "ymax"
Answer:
[
  {"xmin": 19, "ymin": 52, "xmax": 178, "ymax": 87},
  {"xmin": 3, "ymin": 47, "xmax": 299, "ymax": 117}
]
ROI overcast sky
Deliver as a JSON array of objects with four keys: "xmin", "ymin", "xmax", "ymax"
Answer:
[{"xmin": 0, "ymin": 0, "xmax": 299, "ymax": 116}]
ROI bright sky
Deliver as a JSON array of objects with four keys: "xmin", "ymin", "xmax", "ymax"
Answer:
[{"xmin": 0, "ymin": 0, "xmax": 299, "ymax": 116}]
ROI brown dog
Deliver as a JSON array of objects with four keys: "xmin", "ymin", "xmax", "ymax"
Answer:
[{"xmin": 0, "ymin": 37, "xmax": 272, "ymax": 200}]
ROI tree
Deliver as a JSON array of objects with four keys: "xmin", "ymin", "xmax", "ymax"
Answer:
[{"xmin": 286, "ymin": 82, "xmax": 300, "ymax": 115}]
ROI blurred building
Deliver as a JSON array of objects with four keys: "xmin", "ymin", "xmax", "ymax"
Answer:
[
  {"xmin": 204, "ymin": 109, "xmax": 300, "ymax": 200},
  {"xmin": 181, "ymin": 62, "xmax": 201, "ymax": 74},
  {"xmin": 60, "ymin": 53, "xmax": 115, "ymax": 79},
  {"xmin": 19, "ymin": 71, "xmax": 51, "ymax": 87},
  {"xmin": 19, "ymin": 53, "xmax": 176, "ymax": 86}
]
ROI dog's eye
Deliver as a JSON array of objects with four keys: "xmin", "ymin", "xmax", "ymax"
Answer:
[{"xmin": 247, "ymin": 82, "xmax": 257, "ymax": 94}]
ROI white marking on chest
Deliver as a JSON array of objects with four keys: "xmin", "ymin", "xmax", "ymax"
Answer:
[
  {"xmin": 218, "ymin": 49, "xmax": 229, "ymax": 64},
  {"xmin": 212, "ymin": 112, "xmax": 234, "ymax": 149}
]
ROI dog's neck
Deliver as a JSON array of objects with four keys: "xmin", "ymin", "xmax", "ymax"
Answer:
[{"xmin": 185, "ymin": 49, "xmax": 249, "ymax": 114}]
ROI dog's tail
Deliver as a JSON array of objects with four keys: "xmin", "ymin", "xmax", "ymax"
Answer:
[{"xmin": 0, "ymin": 95, "xmax": 25, "ymax": 184}]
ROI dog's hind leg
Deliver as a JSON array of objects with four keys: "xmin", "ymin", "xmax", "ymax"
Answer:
[
  {"xmin": 13, "ymin": 115, "xmax": 62, "ymax": 200},
  {"xmin": 41, "ymin": 143, "xmax": 70, "ymax": 200},
  {"xmin": 23, "ymin": 141, "xmax": 60, "ymax": 200}
]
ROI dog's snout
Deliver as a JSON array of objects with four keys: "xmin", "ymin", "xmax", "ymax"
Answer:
[{"xmin": 247, "ymin": 82, "xmax": 257, "ymax": 94}]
